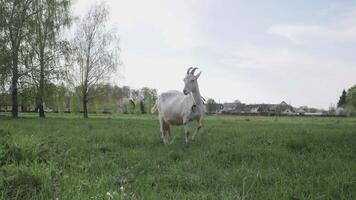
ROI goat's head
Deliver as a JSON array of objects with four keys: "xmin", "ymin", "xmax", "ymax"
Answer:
[{"xmin": 183, "ymin": 67, "xmax": 201, "ymax": 95}]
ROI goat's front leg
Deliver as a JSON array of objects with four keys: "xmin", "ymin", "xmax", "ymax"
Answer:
[
  {"xmin": 192, "ymin": 118, "xmax": 202, "ymax": 140},
  {"xmin": 183, "ymin": 120, "xmax": 189, "ymax": 144}
]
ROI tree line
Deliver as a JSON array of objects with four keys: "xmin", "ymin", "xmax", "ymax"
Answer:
[
  {"xmin": 0, "ymin": 83, "xmax": 157, "ymax": 114},
  {"xmin": 335, "ymin": 85, "xmax": 356, "ymax": 115},
  {"xmin": 0, "ymin": 1, "xmax": 150, "ymax": 118}
]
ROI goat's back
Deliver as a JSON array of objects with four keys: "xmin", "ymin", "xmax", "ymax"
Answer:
[{"xmin": 156, "ymin": 90, "xmax": 193, "ymax": 125}]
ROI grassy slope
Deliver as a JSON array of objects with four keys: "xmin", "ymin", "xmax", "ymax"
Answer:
[{"xmin": 0, "ymin": 114, "xmax": 356, "ymax": 199}]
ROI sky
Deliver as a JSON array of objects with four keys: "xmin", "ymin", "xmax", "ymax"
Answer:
[{"xmin": 73, "ymin": 0, "xmax": 356, "ymax": 109}]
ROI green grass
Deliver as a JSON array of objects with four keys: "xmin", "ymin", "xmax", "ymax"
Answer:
[{"xmin": 1, "ymin": 113, "xmax": 356, "ymax": 199}]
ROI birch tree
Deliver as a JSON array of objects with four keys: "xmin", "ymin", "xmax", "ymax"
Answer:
[
  {"xmin": 72, "ymin": 3, "xmax": 120, "ymax": 118},
  {"xmin": 0, "ymin": 0, "xmax": 34, "ymax": 118},
  {"xmin": 26, "ymin": 0, "xmax": 71, "ymax": 118}
]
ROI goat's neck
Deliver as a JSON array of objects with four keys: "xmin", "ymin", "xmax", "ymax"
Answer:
[{"xmin": 191, "ymin": 86, "xmax": 202, "ymax": 106}]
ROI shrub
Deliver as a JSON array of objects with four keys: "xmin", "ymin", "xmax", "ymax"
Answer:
[{"xmin": 336, "ymin": 106, "xmax": 355, "ymax": 116}]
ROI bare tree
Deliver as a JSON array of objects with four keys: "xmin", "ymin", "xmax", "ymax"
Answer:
[{"xmin": 71, "ymin": 3, "xmax": 120, "ymax": 118}]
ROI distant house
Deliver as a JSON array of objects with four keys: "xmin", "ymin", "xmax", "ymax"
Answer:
[
  {"xmin": 223, "ymin": 102, "xmax": 240, "ymax": 111},
  {"xmin": 215, "ymin": 103, "xmax": 224, "ymax": 113},
  {"xmin": 295, "ymin": 108, "xmax": 306, "ymax": 115},
  {"xmin": 222, "ymin": 101, "xmax": 296, "ymax": 115},
  {"xmin": 275, "ymin": 101, "xmax": 294, "ymax": 113},
  {"xmin": 281, "ymin": 108, "xmax": 297, "ymax": 115},
  {"xmin": 248, "ymin": 104, "xmax": 276, "ymax": 113},
  {"xmin": 279, "ymin": 101, "xmax": 288, "ymax": 106},
  {"xmin": 223, "ymin": 102, "xmax": 252, "ymax": 113},
  {"xmin": 304, "ymin": 112, "xmax": 323, "ymax": 116},
  {"xmin": 250, "ymin": 107, "xmax": 259, "ymax": 113}
]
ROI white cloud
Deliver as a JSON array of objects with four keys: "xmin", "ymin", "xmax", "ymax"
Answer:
[
  {"xmin": 221, "ymin": 45, "xmax": 356, "ymax": 108},
  {"xmin": 268, "ymin": 7, "xmax": 356, "ymax": 44},
  {"xmin": 73, "ymin": 0, "xmax": 205, "ymax": 50},
  {"xmin": 268, "ymin": 25, "xmax": 356, "ymax": 44},
  {"xmin": 108, "ymin": 0, "xmax": 205, "ymax": 50},
  {"xmin": 268, "ymin": 25, "xmax": 320, "ymax": 44},
  {"xmin": 223, "ymin": 46, "xmax": 297, "ymax": 69},
  {"xmin": 224, "ymin": 45, "xmax": 353, "ymax": 71}
]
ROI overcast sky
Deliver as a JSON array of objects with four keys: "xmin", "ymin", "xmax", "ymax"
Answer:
[{"xmin": 73, "ymin": 0, "xmax": 356, "ymax": 109}]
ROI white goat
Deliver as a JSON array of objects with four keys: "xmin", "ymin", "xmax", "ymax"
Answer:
[{"xmin": 152, "ymin": 67, "xmax": 205, "ymax": 144}]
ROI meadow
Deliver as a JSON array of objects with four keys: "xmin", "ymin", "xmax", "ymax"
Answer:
[{"xmin": 0, "ymin": 113, "xmax": 355, "ymax": 199}]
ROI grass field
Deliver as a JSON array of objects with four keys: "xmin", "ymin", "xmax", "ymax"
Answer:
[{"xmin": 0, "ymin": 113, "xmax": 356, "ymax": 199}]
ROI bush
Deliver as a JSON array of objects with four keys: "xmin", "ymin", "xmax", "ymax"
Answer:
[
  {"xmin": 127, "ymin": 100, "xmax": 135, "ymax": 114},
  {"xmin": 336, "ymin": 106, "xmax": 355, "ymax": 116},
  {"xmin": 134, "ymin": 100, "xmax": 142, "ymax": 114}
]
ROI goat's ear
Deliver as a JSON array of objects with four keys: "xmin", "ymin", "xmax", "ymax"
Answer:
[{"xmin": 195, "ymin": 71, "xmax": 202, "ymax": 79}]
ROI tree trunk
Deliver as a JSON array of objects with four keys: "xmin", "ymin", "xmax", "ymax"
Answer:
[
  {"xmin": 38, "ymin": 51, "xmax": 45, "ymax": 118},
  {"xmin": 83, "ymin": 92, "xmax": 88, "ymax": 119},
  {"xmin": 38, "ymin": 103, "xmax": 45, "ymax": 118},
  {"xmin": 11, "ymin": 53, "xmax": 18, "ymax": 118},
  {"xmin": 83, "ymin": 99, "xmax": 88, "ymax": 118},
  {"xmin": 83, "ymin": 48, "xmax": 90, "ymax": 119}
]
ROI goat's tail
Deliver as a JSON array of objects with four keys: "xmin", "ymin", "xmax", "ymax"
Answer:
[{"xmin": 151, "ymin": 103, "xmax": 158, "ymax": 114}]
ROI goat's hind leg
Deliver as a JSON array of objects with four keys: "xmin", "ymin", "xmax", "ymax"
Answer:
[
  {"xmin": 192, "ymin": 118, "xmax": 202, "ymax": 141},
  {"xmin": 183, "ymin": 120, "xmax": 190, "ymax": 144},
  {"xmin": 159, "ymin": 118, "xmax": 168, "ymax": 144},
  {"xmin": 159, "ymin": 118, "xmax": 164, "ymax": 141},
  {"xmin": 162, "ymin": 120, "xmax": 171, "ymax": 145}
]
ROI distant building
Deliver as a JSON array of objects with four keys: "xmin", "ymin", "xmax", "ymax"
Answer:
[
  {"xmin": 304, "ymin": 112, "xmax": 323, "ymax": 116},
  {"xmin": 222, "ymin": 101, "xmax": 296, "ymax": 115},
  {"xmin": 281, "ymin": 108, "xmax": 297, "ymax": 116},
  {"xmin": 295, "ymin": 108, "xmax": 306, "ymax": 115},
  {"xmin": 215, "ymin": 103, "xmax": 224, "ymax": 113},
  {"xmin": 223, "ymin": 102, "xmax": 240, "ymax": 111}
]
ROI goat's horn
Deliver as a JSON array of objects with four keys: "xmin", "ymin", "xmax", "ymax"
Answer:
[
  {"xmin": 187, "ymin": 67, "xmax": 193, "ymax": 74},
  {"xmin": 191, "ymin": 67, "xmax": 198, "ymax": 75}
]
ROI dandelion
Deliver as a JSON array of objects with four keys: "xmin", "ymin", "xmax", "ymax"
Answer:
[{"xmin": 106, "ymin": 192, "xmax": 113, "ymax": 199}]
